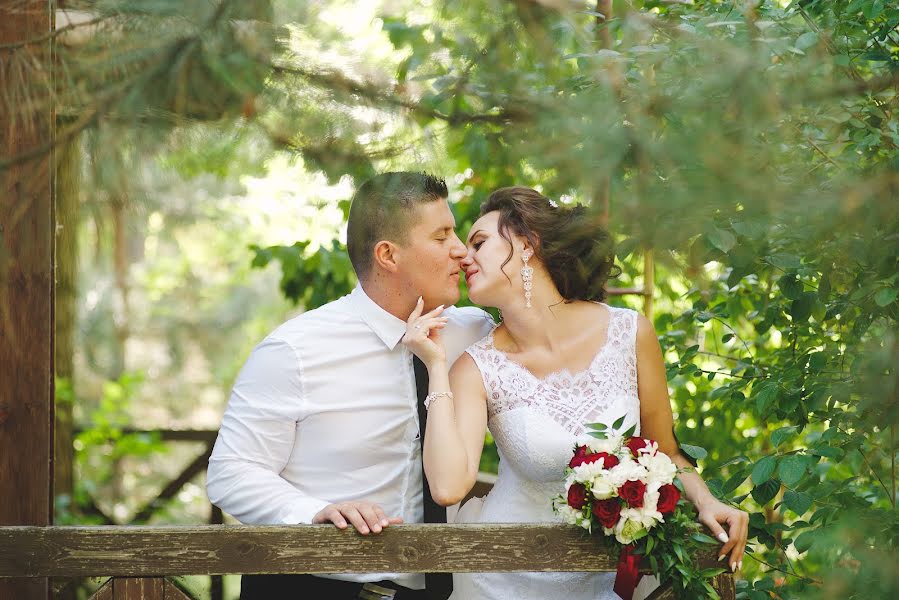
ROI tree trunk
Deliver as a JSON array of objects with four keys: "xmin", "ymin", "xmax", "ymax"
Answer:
[{"xmin": 0, "ymin": 2, "xmax": 56, "ymax": 599}]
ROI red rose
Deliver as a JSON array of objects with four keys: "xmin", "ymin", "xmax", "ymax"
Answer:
[
  {"xmin": 567, "ymin": 483, "xmax": 589, "ymax": 509},
  {"xmin": 657, "ymin": 483, "xmax": 680, "ymax": 514},
  {"xmin": 625, "ymin": 437, "xmax": 652, "ymax": 457},
  {"xmin": 619, "ymin": 479, "xmax": 647, "ymax": 508},
  {"xmin": 568, "ymin": 445, "xmax": 589, "ymax": 468},
  {"xmin": 592, "ymin": 498, "xmax": 623, "ymax": 529},
  {"xmin": 582, "ymin": 452, "xmax": 619, "ymax": 469}
]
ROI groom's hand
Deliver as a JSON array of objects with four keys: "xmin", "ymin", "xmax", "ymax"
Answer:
[{"xmin": 312, "ymin": 501, "xmax": 403, "ymax": 535}]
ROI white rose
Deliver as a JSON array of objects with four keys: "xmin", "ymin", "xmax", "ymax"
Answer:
[
  {"xmin": 614, "ymin": 514, "xmax": 648, "ymax": 545},
  {"xmin": 577, "ymin": 433, "xmax": 623, "ymax": 455},
  {"xmin": 608, "ymin": 457, "xmax": 649, "ymax": 487},
  {"xmin": 638, "ymin": 452, "xmax": 678, "ymax": 485},
  {"xmin": 591, "ymin": 477, "xmax": 618, "ymax": 500}
]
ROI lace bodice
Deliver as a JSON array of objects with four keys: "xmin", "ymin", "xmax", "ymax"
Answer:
[
  {"xmin": 466, "ymin": 304, "xmax": 640, "ymax": 436},
  {"xmin": 449, "ymin": 304, "xmax": 644, "ymax": 600}
]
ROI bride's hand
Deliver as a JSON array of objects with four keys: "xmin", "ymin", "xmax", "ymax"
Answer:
[
  {"xmin": 402, "ymin": 296, "xmax": 449, "ymax": 367},
  {"xmin": 696, "ymin": 498, "xmax": 749, "ymax": 573}
]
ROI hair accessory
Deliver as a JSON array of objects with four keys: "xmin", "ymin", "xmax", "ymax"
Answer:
[{"xmin": 521, "ymin": 249, "xmax": 534, "ymax": 308}]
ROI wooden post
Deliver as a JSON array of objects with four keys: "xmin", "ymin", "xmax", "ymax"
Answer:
[{"xmin": 0, "ymin": 2, "xmax": 55, "ymax": 599}]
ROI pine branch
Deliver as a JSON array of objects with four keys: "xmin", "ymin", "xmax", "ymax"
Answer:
[{"xmin": 268, "ymin": 62, "xmax": 532, "ymax": 126}]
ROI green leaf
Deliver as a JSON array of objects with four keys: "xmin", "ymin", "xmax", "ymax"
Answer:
[
  {"xmin": 771, "ymin": 426, "xmax": 798, "ymax": 448},
  {"xmin": 783, "ymin": 490, "xmax": 812, "ymax": 516},
  {"xmin": 874, "ymin": 287, "xmax": 897, "ymax": 307},
  {"xmin": 708, "ymin": 227, "xmax": 736, "ymax": 253},
  {"xmin": 791, "ymin": 292, "xmax": 817, "ymax": 322},
  {"xmin": 612, "ymin": 414, "xmax": 626, "ymax": 430},
  {"xmin": 778, "ymin": 454, "xmax": 807, "ymax": 486},
  {"xmin": 794, "ymin": 530, "xmax": 816, "ymax": 553},
  {"xmin": 751, "ymin": 479, "xmax": 781, "ymax": 505},
  {"xmin": 691, "ymin": 532, "xmax": 718, "ymax": 545},
  {"xmin": 795, "ymin": 32, "xmax": 819, "ymax": 50},
  {"xmin": 778, "ymin": 274, "xmax": 803, "ymax": 300},
  {"xmin": 680, "ymin": 444, "xmax": 708, "ymax": 461},
  {"xmin": 863, "ymin": 0, "xmax": 884, "ymax": 20},
  {"xmin": 751, "ymin": 456, "xmax": 778, "ymax": 485},
  {"xmin": 753, "ymin": 381, "xmax": 779, "ymax": 414},
  {"xmin": 587, "ymin": 431, "xmax": 608, "ymax": 439},
  {"xmin": 584, "ymin": 422, "xmax": 609, "ymax": 431},
  {"xmin": 722, "ymin": 470, "xmax": 747, "ymax": 494},
  {"xmin": 767, "ymin": 253, "xmax": 801, "ymax": 270}
]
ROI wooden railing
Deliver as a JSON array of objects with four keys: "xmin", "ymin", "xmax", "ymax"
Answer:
[{"xmin": 0, "ymin": 524, "xmax": 735, "ymax": 600}]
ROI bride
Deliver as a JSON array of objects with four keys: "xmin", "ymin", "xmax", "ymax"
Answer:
[{"xmin": 402, "ymin": 187, "xmax": 749, "ymax": 599}]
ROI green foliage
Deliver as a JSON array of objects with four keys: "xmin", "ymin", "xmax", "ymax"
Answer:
[
  {"xmin": 6, "ymin": 0, "xmax": 896, "ymax": 597},
  {"xmin": 56, "ymin": 372, "xmax": 168, "ymax": 525}
]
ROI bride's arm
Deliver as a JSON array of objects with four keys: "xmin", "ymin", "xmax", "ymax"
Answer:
[
  {"xmin": 635, "ymin": 313, "xmax": 749, "ymax": 573},
  {"xmin": 401, "ymin": 298, "xmax": 489, "ymax": 506},
  {"xmin": 422, "ymin": 353, "xmax": 489, "ymax": 506}
]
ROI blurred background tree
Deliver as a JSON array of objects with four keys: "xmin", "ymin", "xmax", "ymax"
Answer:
[{"xmin": 2, "ymin": 0, "xmax": 897, "ymax": 598}]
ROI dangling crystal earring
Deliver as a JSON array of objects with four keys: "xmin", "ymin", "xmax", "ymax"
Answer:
[{"xmin": 521, "ymin": 249, "xmax": 534, "ymax": 308}]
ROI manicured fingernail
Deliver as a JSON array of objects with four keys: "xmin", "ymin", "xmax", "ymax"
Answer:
[
  {"xmin": 731, "ymin": 562, "xmax": 737, "ymax": 572},
  {"xmin": 738, "ymin": 561, "xmax": 742, "ymax": 571},
  {"xmin": 417, "ymin": 296, "xmax": 423, "ymax": 304},
  {"xmin": 360, "ymin": 527, "xmax": 369, "ymax": 534},
  {"xmin": 718, "ymin": 555, "xmax": 725, "ymax": 562},
  {"xmin": 437, "ymin": 304, "xmax": 444, "ymax": 310},
  {"xmin": 381, "ymin": 519, "xmax": 389, "ymax": 526},
  {"xmin": 717, "ymin": 532, "xmax": 729, "ymax": 543}
]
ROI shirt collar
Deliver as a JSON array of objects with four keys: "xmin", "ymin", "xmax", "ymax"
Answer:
[{"xmin": 350, "ymin": 284, "xmax": 408, "ymax": 351}]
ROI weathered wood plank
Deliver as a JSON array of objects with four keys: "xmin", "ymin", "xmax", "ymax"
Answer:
[
  {"xmin": 163, "ymin": 579, "xmax": 194, "ymax": 600},
  {"xmin": 0, "ymin": 2, "xmax": 55, "ymax": 599},
  {"xmin": 114, "ymin": 577, "xmax": 165, "ymax": 600},
  {"xmin": 0, "ymin": 524, "xmax": 722, "ymax": 577},
  {"xmin": 90, "ymin": 578, "xmax": 114, "ymax": 600}
]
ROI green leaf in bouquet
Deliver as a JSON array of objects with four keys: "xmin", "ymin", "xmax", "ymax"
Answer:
[
  {"xmin": 586, "ymin": 431, "xmax": 608, "ymax": 439},
  {"xmin": 612, "ymin": 414, "xmax": 627, "ymax": 430},
  {"xmin": 622, "ymin": 424, "xmax": 637, "ymax": 439},
  {"xmin": 645, "ymin": 535, "xmax": 656, "ymax": 555},
  {"xmin": 680, "ymin": 443, "xmax": 708, "ymax": 461},
  {"xmin": 690, "ymin": 532, "xmax": 719, "ymax": 545},
  {"xmin": 583, "ymin": 422, "xmax": 609, "ymax": 432}
]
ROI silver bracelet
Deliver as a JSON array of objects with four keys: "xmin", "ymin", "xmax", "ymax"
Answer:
[{"xmin": 424, "ymin": 391, "xmax": 454, "ymax": 410}]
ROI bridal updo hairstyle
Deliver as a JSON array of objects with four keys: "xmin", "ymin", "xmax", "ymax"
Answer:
[{"xmin": 480, "ymin": 186, "xmax": 620, "ymax": 302}]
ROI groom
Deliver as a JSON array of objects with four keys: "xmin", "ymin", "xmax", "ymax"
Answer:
[{"xmin": 207, "ymin": 172, "xmax": 494, "ymax": 599}]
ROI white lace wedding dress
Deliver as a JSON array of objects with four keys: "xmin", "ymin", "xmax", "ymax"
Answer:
[{"xmin": 451, "ymin": 304, "xmax": 646, "ymax": 600}]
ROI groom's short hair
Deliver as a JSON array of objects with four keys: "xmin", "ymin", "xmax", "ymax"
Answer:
[{"xmin": 347, "ymin": 172, "xmax": 448, "ymax": 279}]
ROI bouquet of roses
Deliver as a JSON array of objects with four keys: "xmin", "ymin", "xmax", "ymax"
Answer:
[{"xmin": 554, "ymin": 420, "xmax": 722, "ymax": 599}]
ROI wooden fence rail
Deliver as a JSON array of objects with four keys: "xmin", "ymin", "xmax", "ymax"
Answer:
[{"xmin": 0, "ymin": 524, "xmax": 735, "ymax": 599}]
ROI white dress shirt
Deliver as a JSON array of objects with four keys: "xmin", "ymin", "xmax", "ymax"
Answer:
[{"xmin": 207, "ymin": 284, "xmax": 494, "ymax": 588}]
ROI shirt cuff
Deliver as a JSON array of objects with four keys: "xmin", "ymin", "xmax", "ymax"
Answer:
[{"xmin": 278, "ymin": 498, "xmax": 332, "ymax": 525}]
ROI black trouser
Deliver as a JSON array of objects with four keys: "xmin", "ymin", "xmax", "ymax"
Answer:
[{"xmin": 240, "ymin": 574, "xmax": 428, "ymax": 600}]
